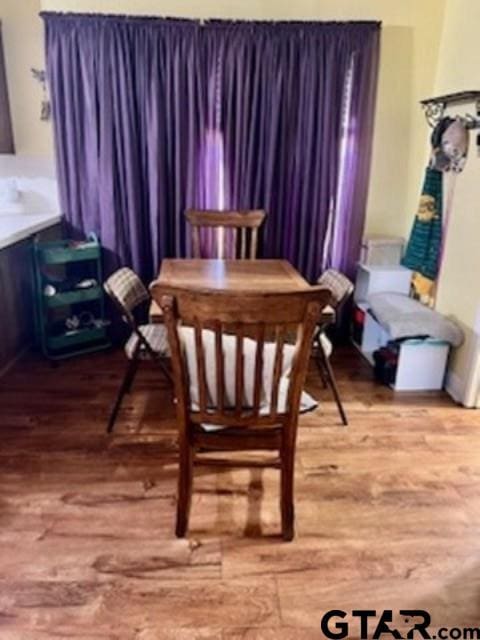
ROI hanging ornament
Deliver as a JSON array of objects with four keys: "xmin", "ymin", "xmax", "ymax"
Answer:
[{"xmin": 31, "ymin": 68, "xmax": 51, "ymax": 121}]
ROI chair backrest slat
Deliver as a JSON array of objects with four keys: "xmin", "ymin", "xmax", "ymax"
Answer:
[
  {"xmin": 151, "ymin": 284, "xmax": 332, "ymax": 433},
  {"xmin": 252, "ymin": 323, "xmax": 265, "ymax": 417},
  {"xmin": 186, "ymin": 209, "xmax": 266, "ymax": 260},
  {"xmin": 192, "ymin": 226, "xmax": 201, "ymax": 260},
  {"xmin": 216, "ymin": 227, "xmax": 224, "ymax": 259},
  {"xmin": 214, "ymin": 322, "xmax": 225, "ymax": 412},
  {"xmin": 270, "ymin": 326, "xmax": 286, "ymax": 419},
  {"xmin": 235, "ymin": 327, "xmax": 244, "ymax": 416},
  {"xmin": 194, "ymin": 319, "xmax": 208, "ymax": 418},
  {"xmin": 250, "ymin": 229, "xmax": 258, "ymax": 260},
  {"xmin": 240, "ymin": 228, "xmax": 247, "ymax": 260}
]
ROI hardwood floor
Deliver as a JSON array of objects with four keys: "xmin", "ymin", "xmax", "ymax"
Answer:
[{"xmin": 1, "ymin": 346, "xmax": 480, "ymax": 638}]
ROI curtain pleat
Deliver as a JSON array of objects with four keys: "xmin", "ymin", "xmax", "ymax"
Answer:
[{"xmin": 43, "ymin": 13, "xmax": 380, "ymax": 281}]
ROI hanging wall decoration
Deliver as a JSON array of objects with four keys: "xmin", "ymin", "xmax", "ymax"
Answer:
[
  {"xmin": 402, "ymin": 91, "xmax": 480, "ymax": 306},
  {"xmin": 31, "ymin": 68, "xmax": 51, "ymax": 121}
]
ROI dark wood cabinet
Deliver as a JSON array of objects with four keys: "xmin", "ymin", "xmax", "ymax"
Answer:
[{"xmin": 0, "ymin": 224, "xmax": 61, "ymax": 374}]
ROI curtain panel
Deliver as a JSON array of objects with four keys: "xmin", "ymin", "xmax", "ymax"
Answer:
[{"xmin": 42, "ymin": 13, "xmax": 380, "ymax": 281}]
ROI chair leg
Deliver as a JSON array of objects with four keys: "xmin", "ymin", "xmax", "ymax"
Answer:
[
  {"xmin": 107, "ymin": 357, "xmax": 139, "ymax": 434},
  {"xmin": 155, "ymin": 357, "xmax": 173, "ymax": 385},
  {"xmin": 314, "ymin": 338, "xmax": 329, "ymax": 389},
  {"xmin": 175, "ymin": 433, "xmax": 194, "ymax": 538},
  {"xmin": 280, "ymin": 448, "xmax": 295, "ymax": 542},
  {"xmin": 317, "ymin": 344, "xmax": 348, "ymax": 426},
  {"xmin": 125, "ymin": 357, "xmax": 139, "ymax": 393}
]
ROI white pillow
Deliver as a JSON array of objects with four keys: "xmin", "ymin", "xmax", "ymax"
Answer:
[{"xmin": 179, "ymin": 327, "xmax": 317, "ymax": 422}]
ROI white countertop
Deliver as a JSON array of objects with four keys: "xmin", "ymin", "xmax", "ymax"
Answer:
[{"xmin": 0, "ymin": 212, "xmax": 62, "ymax": 250}]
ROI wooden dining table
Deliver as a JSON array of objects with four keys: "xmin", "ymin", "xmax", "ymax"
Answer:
[{"xmin": 149, "ymin": 259, "xmax": 335, "ymax": 323}]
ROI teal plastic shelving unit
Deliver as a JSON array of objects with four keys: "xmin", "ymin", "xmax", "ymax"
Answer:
[{"xmin": 33, "ymin": 232, "xmax": 110, "ymax": 360}]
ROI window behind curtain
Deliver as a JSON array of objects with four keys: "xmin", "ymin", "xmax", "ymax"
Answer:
[
  {"xmin": 320, "ymin": 54, "xmax": 359, "ymax": 274},
  {"xmin": 200, "ymin": 45, "xmax": 365, "ymax": 267},
  {"xmin": 0, "ymin": 22, "xmax": 14, "ymax": 153}
]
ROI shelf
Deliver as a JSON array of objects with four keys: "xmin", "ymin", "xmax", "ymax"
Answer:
[
  {"xmin": 420, "ymin": 90, "xmax": 480, "ymax": 128},
  {"xmin": 46, "ymin": 325, "xmax": 107, "ymax": 350},
  {"xmin": 44, "ymin": 285, "xmax": 103, "ymax": 308},
  {"xmin": 420, "ymin": 90, "xmax": 480, "ymax": 107},
  {"xmin": 45, "ymin": 341, "xmax": 111, "ymax": 361},
  {"xmin": 40, "ymin": 241, "xmax": 100, "ymax": 264},
  {"xmin": 34, "ymin": 231, "xmax": 110, "ymax": 360},
  {"xmin": 36, "ymin": 232, "xmax": 100, "ymax": 265}
]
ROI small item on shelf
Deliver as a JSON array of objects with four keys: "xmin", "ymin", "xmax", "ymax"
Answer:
[
  {"xmin": 65, "ymin": 311, "xmax": 106, "ymax": 332},
  {"xmin": 40, "ymin": 267, "xmax": 99, "ymax": 296},
  {"xmin": 75, "ymin": 278, "xmax": 97, "ymax": 289},
  {"xmin": 65, "ymin": 314, "xmax": 81, "ymax": 330},
  {"xmin": 351, "ymin": 304, "xmax": 366, "ymax": 346},
  {"xmin": 373, "ymin": 343, "xmax": 399, "ymax": 386}
]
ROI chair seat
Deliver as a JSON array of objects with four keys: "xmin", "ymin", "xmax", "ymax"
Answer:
[
  {"xmin": 319, "ymin": 331, "xmax": 333, "ymax": 358},
  {"xmin": 125, "ymin": 324, "xmax": 170, "ymax": 359}
]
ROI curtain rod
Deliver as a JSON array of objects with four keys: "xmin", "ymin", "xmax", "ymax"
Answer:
[{"xmin": 39, "ymin": 12, "xmax": 381, "ymax": 28}]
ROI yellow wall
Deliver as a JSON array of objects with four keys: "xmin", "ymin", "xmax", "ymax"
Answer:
[
  {"xmin": 1, "ymin": 0, "xmax": 53, "ymax": 154},
  {"xmin": 431, "ymin": 0, "xmax": 480, "ymax": 406},
  {"xmin": 2, "ymin": 0, "xmax": 445, "ymax": 238}
]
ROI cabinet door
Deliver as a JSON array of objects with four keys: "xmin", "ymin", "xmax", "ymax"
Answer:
[
  {"xmin": 0, "ymin": 239, "xmax": 33, "ymax": 371},
  {"xmin": 0, "ymin": 225, "xmax": 62, "ymax": 373}
]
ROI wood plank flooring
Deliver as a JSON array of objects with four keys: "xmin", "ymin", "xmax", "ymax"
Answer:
[{"xmin": 1, "ymin": 347, "xmax": 480, "ymax": 638}]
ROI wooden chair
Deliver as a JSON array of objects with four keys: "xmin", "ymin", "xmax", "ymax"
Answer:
[
  {"xmin": 150, "ymin": 283, "xmax": 331, "ymax": 540},
  {"xmin": 185, "ymin": 209, "xmax": 266, "ymax": 259},
  {"xmin": 314, "ymin": 269, "xmax": 354, "ymax": 426},
  {"xmin": 104, "ymin": 267, "xmax": 171, "ymax": 433}
]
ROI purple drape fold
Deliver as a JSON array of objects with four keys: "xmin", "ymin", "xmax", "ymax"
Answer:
[{"xmin": 43, "ymin": 13, "xmax": 380, "ymax": 281}]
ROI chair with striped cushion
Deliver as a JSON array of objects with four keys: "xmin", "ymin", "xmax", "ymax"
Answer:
[
  {"xmin": 315, "ymin": 269, "xmax": 354, "ymax": 426},
  {"xmin": 104, "ymin": 267, "xmax": 171, "ymax": 433}
]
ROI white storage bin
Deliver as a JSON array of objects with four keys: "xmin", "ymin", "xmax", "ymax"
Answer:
[
  {"xmin": 360, "ymin": 310, "xmax": 390, "ymax": 363},
  {"xmin": 354, "ymin": 264, "xmax": 412, "ymax": 303},
  {"xmin": 353, "ymin": 309, "xmax": 450, "ymax": 391},
  {"xmin": 360, "ymin": 234, "xmax": 405, "ymax": 266},
  {"xmin": 394, "ymin": 339, "xmax": 450, "ymax": 391}
]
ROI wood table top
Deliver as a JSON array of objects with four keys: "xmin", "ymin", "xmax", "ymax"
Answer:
[{"xmin": 150, "ymin": 259, "xmax": 334, "ymax": 322}]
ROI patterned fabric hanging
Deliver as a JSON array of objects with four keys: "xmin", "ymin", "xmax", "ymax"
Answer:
[
  {"xmin": 402, "ymin": 167, "xmax": 443, "ymax": 305},
  {"xmin": 402, "ymin": 116, "xmax": 469, "ymax": 305}
]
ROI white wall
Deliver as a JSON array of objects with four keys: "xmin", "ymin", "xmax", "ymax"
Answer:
[
  {"xmin": 430, "ymin": 0, "xmax": 480, "ymax": 406},
  {"xmin": 1, "ymin": 0, "xmax": 53, "ymax": 155}
]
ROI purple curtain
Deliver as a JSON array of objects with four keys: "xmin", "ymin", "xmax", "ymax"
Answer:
[{"xmin": 43, "ymin": 13, "xmax": 380, "ymax": 281}]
